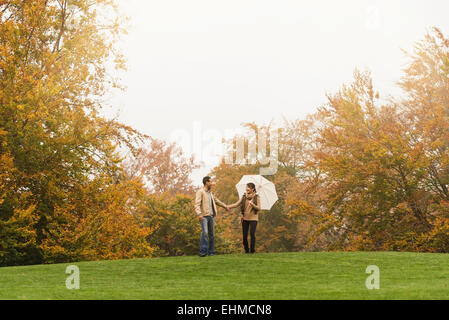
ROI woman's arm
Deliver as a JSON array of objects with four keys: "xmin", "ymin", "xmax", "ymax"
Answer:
[{"xmin": 228, "ymin": 197, "xmax": 243, "ymax": 209}]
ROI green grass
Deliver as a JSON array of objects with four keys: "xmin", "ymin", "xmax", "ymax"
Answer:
[{"xmin": 1, "ymin": 251, "xmax": 449, "ymax": 299}]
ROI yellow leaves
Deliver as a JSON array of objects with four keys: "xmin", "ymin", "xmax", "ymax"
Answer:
[
  {"xmin": 41, "ymin": 177, "xmax": 156, "ymax": 263},
  {"xmin": 0, "ymin": 201, "xmax": 39, "ymax": 264},
  {"xmin": 0, "ymin": 0, "xmax": 143, "ymax": 266}
]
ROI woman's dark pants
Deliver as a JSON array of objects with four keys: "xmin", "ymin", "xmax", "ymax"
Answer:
[{"xmin": 242, "ymin": 220, "xmax": 258, "ymax": 253}]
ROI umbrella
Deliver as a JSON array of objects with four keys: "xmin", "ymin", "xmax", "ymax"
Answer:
[{"xmin": 235, "ymin": 175, "xmax": 278, "ymax": 210}]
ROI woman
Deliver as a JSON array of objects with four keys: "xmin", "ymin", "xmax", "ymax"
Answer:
[{"xmin": 228, "ymin": 183, "xmax": 261, "ymax": 253}]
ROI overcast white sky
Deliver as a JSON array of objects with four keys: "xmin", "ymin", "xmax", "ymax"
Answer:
[{"xmin": 107, "ymin": 0, "xmax": 449, "ymax": 185}]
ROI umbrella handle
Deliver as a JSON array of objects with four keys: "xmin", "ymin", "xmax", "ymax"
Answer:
[{"xmin": 250, "ymin": 200, "xmax": 259, "ymax": 213}]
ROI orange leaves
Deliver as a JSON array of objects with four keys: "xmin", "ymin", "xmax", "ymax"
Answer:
[
  {"xmin": 301, "ymin": 30, "xmax": 449, "ymax": 253},
  {"xmin": 41, "ymin": 177, "xmax": 155, "ymax": 263},
  {"xmin": 0, "ymin": 1, "xmax": 157, "ymax": 266},
  {"xmin": 125, "ymin": 138, "xmax": 200, "ymax": 196}
]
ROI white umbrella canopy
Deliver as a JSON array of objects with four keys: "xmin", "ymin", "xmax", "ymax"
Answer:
[{"xmin": 235, "ymin": 175, "xmax": 278, "ymax": 210}]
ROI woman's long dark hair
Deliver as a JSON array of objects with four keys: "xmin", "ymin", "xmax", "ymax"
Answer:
[{"xmin": 247, "ymin": 183, "xmax": 256, "ymax": 192}]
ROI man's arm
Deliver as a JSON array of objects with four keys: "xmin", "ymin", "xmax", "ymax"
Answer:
[
  {"xmin": 213, "ymin": 195, "xmax": 227, "ymax": 209},
  {"xmin": 194, "ymin": 190, "xmax": 203, "ymax": 216}
]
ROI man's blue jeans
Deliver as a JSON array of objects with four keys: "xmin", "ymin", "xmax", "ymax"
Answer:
[{"xmin": 199, "ymin": 216, "xmax": 215, "ymax": 256}]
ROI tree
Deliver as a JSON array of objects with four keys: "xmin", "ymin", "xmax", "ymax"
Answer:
[
  {"xmin": 308, "ymin": 59, "xmax": 449, "ymax": 251},
  {"xmin": 40, "ymin": 175, "xmax": 154, "ymax": 263},
  {"xmin": 140, "ymin": 194, "xmax": 201, "ymax": 256},
  {"xmin": 124, "ymin": 138, "xmax": 201, "ymax": 196},
  {"xmin": 210, "ymin": 123, "xmax": 321, "ymax": 253},
  {"xmin": 397, "ymin": 27, "xmax": 449, "ymax": 251},
  {"xmin": 0, "ymin": 149, "xmax": 38, "ymax": 265},
  {"xmin": 0, "ymin": 0, "xmax": 149, "ymax": 265}
]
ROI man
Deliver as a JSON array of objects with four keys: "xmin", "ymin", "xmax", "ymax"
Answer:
[{"xmin": 195, "ymin": 176, "xmax": 229, "ymax": 257}]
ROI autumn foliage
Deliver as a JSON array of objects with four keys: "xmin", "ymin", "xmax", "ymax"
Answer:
[
  {"xmin": 302, "ymin": 28, "xmax": 449, "ymax": 253},
  {"xmin": 2, "ymin": 0, "xmax": 449, "ymax": 266},
  {"xmin": 209, "ymin": 28, "xmax": 449, "ymax": 254},
  {"xmin": 0, "ymin": 0, "xmax": 152, "ymax": 266}
]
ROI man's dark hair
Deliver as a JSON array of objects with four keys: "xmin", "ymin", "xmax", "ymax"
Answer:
[{"xmin": 203, "ymin": 176, "xmax": 211, "ymax": 185}]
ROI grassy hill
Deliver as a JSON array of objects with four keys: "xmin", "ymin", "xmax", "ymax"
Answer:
[{"xmin": 1, "ymin": 251, "xmax": 449, "ymax": 300}]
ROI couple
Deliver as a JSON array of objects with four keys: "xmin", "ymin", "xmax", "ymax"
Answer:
[{"xmin": 194, "ymin": 176, "xmax": 261, "ymax": 257}]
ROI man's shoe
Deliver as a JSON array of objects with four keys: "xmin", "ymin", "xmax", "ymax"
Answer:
[{"xmin": 199, "ymin": 253, "xmax": 207, "ymax": 257}]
